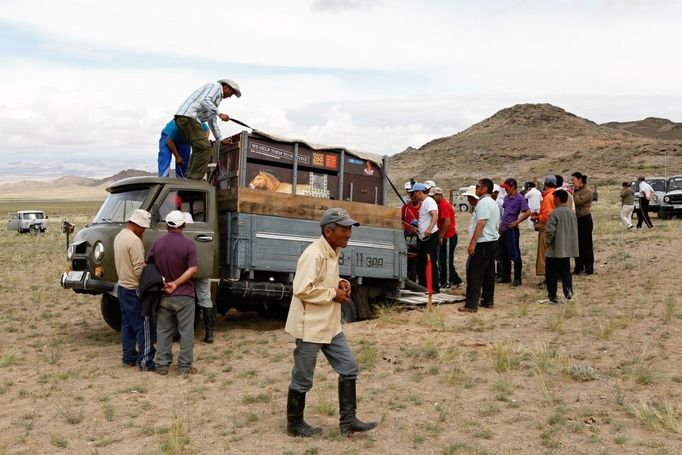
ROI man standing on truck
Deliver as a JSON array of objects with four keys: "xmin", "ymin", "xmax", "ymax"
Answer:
[
  {"xmin": 284, "ymin": 208, "xmax": 377, "ymax": 437},
  {"xmin": 146, "ymin": 211, "xmax": 199, "ymax": 375},
  {"xmin": 157, "ymin": 119, "xmax": 209, "ymax": 178},
  {"xmin": 113, "ymin": 209, "xmax": 156, "ymax": 371},
  {"xmin": 175, "ymin": 79, "xmax": 242, "ymax": 180}
]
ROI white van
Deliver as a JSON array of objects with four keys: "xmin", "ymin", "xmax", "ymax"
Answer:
[{"xmin": 6, "ymin": 210, "xmax": 48, "ymax": 233}]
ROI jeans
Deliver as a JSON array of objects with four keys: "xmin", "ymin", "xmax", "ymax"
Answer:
[
  {"xmin": 156, "ymin": 295, "xmax": 195, "ymax": 369},
  {"xmin": 438, "ymin": 235, "xmax": 462, "ymax": 286},
  {"xmin": 417, "ymin": 234, "xmax": 440, "ymax": 292},
  {"xmin": 290, "ymin": 332, "xmax": 359, "ymax": 393},
  {"xmin": 545, "ymin": 257, "xmax": 573, "ymax": 301},
  {"xmin": 157, "ymin": 132, "xmax": 190, "ymax": 178},
  {"xmin": 465, "ymin": 240, "xmax": 498, "ymax": 309},
  {"xmin": 117, "ymin": 286, "xmax": 156, "ymax": 370},
  {"xmin": 175, "ymin": 115, "xmax": 213, "ymax": 180},
  {"xmin": 195, "ymin": 278, "xmax": 213, "ymax": 309},
  {"xmin": 500, "ymin": 227, "xmax": 522, "ymax": 281},
  {"xmin": 574, "ymin": 214, "xmax": 594, "ymax": 274}
]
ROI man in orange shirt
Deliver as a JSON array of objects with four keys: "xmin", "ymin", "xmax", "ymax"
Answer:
[{"xmin": 530, "ymin": 175, "xmax": 558, "ymax": 280}]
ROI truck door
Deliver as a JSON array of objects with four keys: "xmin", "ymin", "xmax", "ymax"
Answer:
[
  {"xmin": 151, "ymin": 187, "xmax": 217, "ymax": 278},
  {"xmin": 7, "ymin": 213, "xmax": 19, "ymax": 231}
]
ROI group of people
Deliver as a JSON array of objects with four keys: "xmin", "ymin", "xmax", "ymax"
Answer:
[
  {"xmin": 113, "ymin": 209, "xmax": 202, "ymax": 375},
  {"xmin": 158, "ymin": 79, "xmax": 242, "ymax": 179},
  {"xmin": 403, "ymin": 172, "xmax": 596, "ymax": 310}
]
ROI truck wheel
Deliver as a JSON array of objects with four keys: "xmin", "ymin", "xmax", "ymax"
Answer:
[
  {"xmin": 101, "ymin": 293, "xmax": 122, "ymax": 332},
  {"xmin": 341, "ymin": 299, "xmax": 359, "ymax": 323},
  {"xmin": 660, "ymin": 211, "xmax": 671, "ymax": 220}
]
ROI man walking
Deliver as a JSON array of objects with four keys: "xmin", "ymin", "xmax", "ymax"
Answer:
[
  {"xmin": 620, "ymin": 181, "xmax": 635, "ymax": 229},
  {"xmin": 543, "ymin": 190, "xmax": 579, "ymax": 303},
  {"xmin": 499, "ymin": 178, "xmax": 531, "ymax": 286},
  {"xmin": 146, "ymin": 211, "xmax": 199, "ymax": 375},
  {"xmin": 571, "ymin": 172, "xmax": 594, "ymax": 275},
  {"xmin": 431, "ymin": 187, "xmax": 463, "ymax": 288},
  {"xmin": 175, "ymin": 79, "xmax": 242, "ymax": 180},
  {"xmin": 285, "ymin": 208, "xmax": 377, "ymax": 437},
  {"xmin": 113, "ymin": 209, "xmax": 156, "ymax": 371},
  {"xmin": 636, "ymin": 176, "xmax": 655, "ymax": 229},
  {"xmin": 411, "ymin": 183, "xmax": 440, "ymax": 293},
  {"xmin": 459, "ymin": 179, "xmax": 500, "ymax": 313}
]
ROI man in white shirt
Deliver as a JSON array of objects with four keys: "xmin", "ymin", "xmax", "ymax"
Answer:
[
  {"xmin": 636, "ymin": 176, "xmax": 655, "ymax": 229},
  {"xmin": 459, "ymin": 178, "xmax": 500, "ymax": 313},
  {"xmin": 525, "ymin": 183, "xmax": 543, "ymax": 229},
  {"xmin": 410, "ymin": 183, "xmax": 440, "ymax": 293},
  {"xmin": 174, "ymin": 79, "xmax": 241, "ymax": 180}
]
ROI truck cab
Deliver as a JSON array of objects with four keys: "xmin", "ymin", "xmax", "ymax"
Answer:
[
  {"xmin": 660, "ymin": 175, "xmax": 682, "ymax": 219},
  {"xmin": 61, "ymin": 131, "xmax": 407, "ymax": 330},
  {"xmin": 632, "ymin": 177, "xmax": 667, "ymax": 216}
]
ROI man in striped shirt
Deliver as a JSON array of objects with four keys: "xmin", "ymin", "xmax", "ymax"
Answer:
[{"xmin": 175, "ymin": 79, "xmax": 242, "ymax": 180}]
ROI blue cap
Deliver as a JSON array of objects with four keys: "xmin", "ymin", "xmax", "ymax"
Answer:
[
  {"xmin": 544, "ymin": 175, "xmax": 557, "ymax": 186},
  {"xmin": 412, "ymin": 183, "xmax": 427, "ymax": 192}
]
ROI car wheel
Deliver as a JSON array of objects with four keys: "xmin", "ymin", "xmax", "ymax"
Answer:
[{"xmin": 101, "ymin": 293, "xmax": 122, "ymax": 332}]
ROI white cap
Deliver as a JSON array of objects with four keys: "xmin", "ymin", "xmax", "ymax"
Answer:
[
  {"xmin": 165, "ymin": 210, "xmax": 186, "ymax": 228},
  {"xmin": 493, "ymin": 184, "xmax": 501, "ymax": 193},
  {"xmin": 128, "ymin": 209, "xmax": 151, "ymax": 229},
  {"xmin": 424, "ymin": 180, "xmax": 436, "ymax": 189},
  {"xmin": 217, "ymin": 79, "xmax": 241, "ymax": 97},
  {"xmin": 404, "ymin": 181, "xmax": 412, "ymax": 191}
]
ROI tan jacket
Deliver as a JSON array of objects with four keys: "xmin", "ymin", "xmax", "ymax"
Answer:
[
  {"xmin": 285, "ymin": 236, "xmax": 348, "ymax": 343},
  {"xmin": 113, "ymin": 228, "xmax": 145, "ymax": 289},
  {"xmin": 573, "ymin": 185, "xmax": 593, "ymax": 218}
]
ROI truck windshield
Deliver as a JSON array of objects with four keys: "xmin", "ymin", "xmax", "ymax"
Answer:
[
  {"xmin": 650, "ymin": 179, "xmax": 666, "ymax": 192},
  {"xmin": 668, "ymin": 178, "xmax": 682, "ymax": 191},
  {"xmin": 22, "ymin": 212, "xmax": 44, "ymax": 220},
  {"xmin": 93, "ymin": 188, "xmax": 150, "ymax": 224}
]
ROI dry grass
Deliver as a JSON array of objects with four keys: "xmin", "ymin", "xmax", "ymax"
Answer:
[{"xmin": 0, "ymin": 190, "xmax": 681, "ymax": 454}]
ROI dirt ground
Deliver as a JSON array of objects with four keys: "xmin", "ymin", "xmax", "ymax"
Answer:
[{"xmin": 0, "ymin": 187, "xmax": 680, "ymax": 455}]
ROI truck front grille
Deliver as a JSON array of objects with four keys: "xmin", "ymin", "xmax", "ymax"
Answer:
[
  {"xmin": 667, "ymin": 194, "xmax": 682, "ymax": 204},
  {"xmin": 71, "ymin": 259, "xmax": 89, "ymax": 271}
]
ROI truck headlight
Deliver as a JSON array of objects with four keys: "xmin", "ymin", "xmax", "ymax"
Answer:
[
  {"xmin": 664, "ymin": 196, "xmax": 670, "ymax": 203},
  {"xmin": 93, "ymin": 242, "xmax": 105, "ymax": 264},
  {"xmin": 67, "ymin": 245, "xmax": 75, "ymax": 260}
]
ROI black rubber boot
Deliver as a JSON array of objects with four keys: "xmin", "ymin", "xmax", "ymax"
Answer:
[
  {"xmin": 338, "ymin": 378, "xmax": 378, "ymax": 435},
  {"xmin": 202, "ymin": 307, "xmax": 214, "ymax": 344},
  {"xmin": 287, "ymin": 389, "xmax": 322, "ymax": 437}
]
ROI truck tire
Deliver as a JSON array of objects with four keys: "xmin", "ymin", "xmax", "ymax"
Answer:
[
  {"xmin": 660, "ymin": 210, "xmax": 671, "ymax": 220},
  {"xmin": 101, "ymin": 293, "xmax": 122, "ymax": 332}
]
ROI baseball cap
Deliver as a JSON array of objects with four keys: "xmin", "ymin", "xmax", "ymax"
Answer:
[
  {"xmin": 429, "ymin": 186, "xmax": 443, "ymax": 196},
  {"xmin": 424, "ymin": 180, "xmax": 436, "ymax": 189},
  {"xmin": 217, "ymin": 79, "xmax": 242, "ymax": 98},
  {"xmin": 165, "ymin": 210, "xmax": 186, "ymax": 228},
  {"xmin": 462, "ymin": 185, "xmax": 479, "ymax": 200},
  {"xmin": 501, "ymin": 178, "xmax": 517, "ymax": 189},
  {"xmin": 544, "ymin": 175, "xmax": 558, "ymax": 186},
  {"xmin": 320, "ymin": 208, "xmax": 360, "ymax": 227},
  {"xmin": 411, "ymin": 183, "xmax": 427, "ymax": 192},
  {"xmin": 493, "ymin": 184, "xmax": 501, "ymax": 193},
  {"xmin": 128, "ymin": 209, "xmax": 151, "ymax": 229},
  {"xmin": 404, "ymin": 181, "xmax": 412, "ymax": 191}
]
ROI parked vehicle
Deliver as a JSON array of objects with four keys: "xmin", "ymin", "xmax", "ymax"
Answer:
[
  {"xmin": 659, "ymin": 175, "xmax": 682, "ymax": 219},
  {"xmin": 632, "ymin": 177, "xmax": 667, "ymax": 217},
  {"xmin": 7, "ymin": 210, "xmax": 48, "ymax": 234},
  {"xmin": 60, "ymin": 131, "xmax": 407, "ymax": 330},
  {"xmin": 452, "ymin": 187, "xmax": 472, "ymax": 212}
]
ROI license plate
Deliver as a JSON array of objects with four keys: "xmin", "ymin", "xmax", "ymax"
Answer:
[{"xmin": 64, "ymin": 271, "xmax": 85, "ymax": 282}]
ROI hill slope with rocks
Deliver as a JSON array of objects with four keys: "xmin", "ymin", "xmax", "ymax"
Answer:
[{"xmin": 388, "ymin": 104, "xmax": 682, "ymax": 189}]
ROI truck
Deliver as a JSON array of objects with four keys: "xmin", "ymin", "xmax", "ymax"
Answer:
[
  {"xmin": 632, "ymin": 177, "xmax": 667, "ymax": 217},
  {"xmin": 7, "ymin": 210, "xmax": 48, "ymax": 234},
  {"xmin": 60, "ymin": 130, "xmax": 407, "ymax": 330},
  {"xmin": 659, "ymin": 175, "xmax": 682, "ymax": 219}
]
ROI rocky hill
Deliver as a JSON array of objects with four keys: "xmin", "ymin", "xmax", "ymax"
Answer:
[
  {"xmin": 601, "ymin": 117, "xmax": 682, "ymax": 141},
  {"xmin": 388, "ymin": 103, "xmax": 682, "ymax": 189}
]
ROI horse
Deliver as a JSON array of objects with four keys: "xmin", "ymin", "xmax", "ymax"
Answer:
[{"xmin": 249, "ymin": 170, "xmax": 310, "ymax": 194}]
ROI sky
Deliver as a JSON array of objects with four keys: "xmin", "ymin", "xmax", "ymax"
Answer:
[{"xmin": 1, "ymin": 0, "xmax": 682, "ymax": 180}]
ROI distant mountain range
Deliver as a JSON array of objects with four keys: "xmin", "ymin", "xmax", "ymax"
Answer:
[{"xmin": 388, "ymin": 103, "xmax": 682, "ymax": 188}]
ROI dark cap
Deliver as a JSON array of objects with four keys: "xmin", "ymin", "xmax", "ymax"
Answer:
[{"xmin": 320, "ymin": 208, "xmax": 360, "ymax": 227}]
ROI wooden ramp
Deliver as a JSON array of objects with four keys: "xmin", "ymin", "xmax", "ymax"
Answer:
[{"xmin": 393, "ymin": 290, "xmax": 465, "ymax": 308}]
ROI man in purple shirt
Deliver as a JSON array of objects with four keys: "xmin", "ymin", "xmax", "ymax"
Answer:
[
  {"xmin": 146, "ymin": 210, "xmax": 199, "ymax": 375},
  {"xmin": 498, "ymin": 178, "xmax": 532, "ymax": 286}
]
